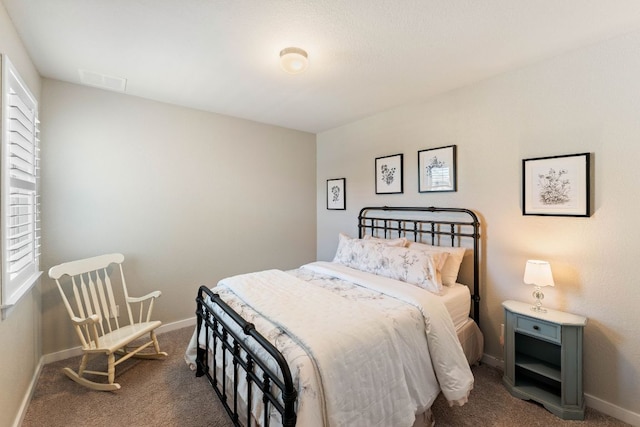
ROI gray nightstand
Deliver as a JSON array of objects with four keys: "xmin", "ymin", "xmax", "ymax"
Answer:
[{"xmin": 502, "ymin": 300, "xmax": 587, "ymax": 420}]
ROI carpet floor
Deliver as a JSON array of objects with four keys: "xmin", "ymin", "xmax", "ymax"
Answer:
[{"xmin": 22, "ymin": 327, "xmax": 629, "ymax": 426}]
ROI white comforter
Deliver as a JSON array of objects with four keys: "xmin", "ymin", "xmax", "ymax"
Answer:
[{"xmin": 185, "ymin": 261, "xmax": 473, "ymax": 427}]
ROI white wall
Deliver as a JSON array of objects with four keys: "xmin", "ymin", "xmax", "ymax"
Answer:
[
  {"xmin": 40, "ymin": 79, "xmax": 317, "ymax": 354},
  {"xmin": 317, "ymin": 31, "xmax": 640, "ymax": 422},
  {"xmin": 0, "ymin": 3, "xmax": 42, "ymax": 427}
]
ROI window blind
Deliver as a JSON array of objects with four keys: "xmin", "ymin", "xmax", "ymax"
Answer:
[{"xmin": 1, "ymin": 55, "xmax": 41, "ymax": 311}]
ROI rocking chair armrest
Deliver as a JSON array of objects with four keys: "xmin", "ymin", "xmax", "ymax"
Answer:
[
  {"xmin": 70, "ymin": 314, "xmax": 100, "ymax": 326},
  {"xmin": 127, "ymin": 290, "xmax": 162, "ymax": 303}
]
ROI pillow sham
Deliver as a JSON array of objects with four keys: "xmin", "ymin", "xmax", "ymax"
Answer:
[
  {"xmin": 407, "ymin": 242, "xmax": 466, "ymax": 286},
  {"xmin": 333, "ymin": 233, "xmax": 446, "ymax": 293},
  {"xmin": 333, "ymin": 233, "xmax": 406, "ymax": 264},
  {"xmin": 362, "ymin": 234, "xmax": 408, "ymax": 247},
  {"xmin": 333, "ymin": 233, "xmax": 367, "ymax": 265}
]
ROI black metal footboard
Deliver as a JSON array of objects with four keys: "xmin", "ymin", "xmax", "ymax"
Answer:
[{"xmin": 195, "ymin": 286, "xmax": 297, "ymax": 427}]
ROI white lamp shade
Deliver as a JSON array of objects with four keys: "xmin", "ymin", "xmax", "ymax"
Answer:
[
  {"xmin": 523, "ymin": 260, "xmax": 555, "ymax": 287},
  {"xmin": 280, "ymin": 47, "xmax": 309, "ymax": 74}
]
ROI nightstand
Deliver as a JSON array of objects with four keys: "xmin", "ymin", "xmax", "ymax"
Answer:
[{"xmin": 502, "ymin": 300, "xmax": 587, "ymax": 420}]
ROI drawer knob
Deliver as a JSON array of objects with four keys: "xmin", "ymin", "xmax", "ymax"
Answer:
[{"xmin": 533, "ymin": 325, "xmax": 540, "ymax": 331}]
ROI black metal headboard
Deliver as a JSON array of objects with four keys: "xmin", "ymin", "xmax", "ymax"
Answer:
[{"xmin": 358, "ymin": 206, "xmax": 481, "ymax": 326}]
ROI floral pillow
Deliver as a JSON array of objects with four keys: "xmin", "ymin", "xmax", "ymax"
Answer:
[
  {"xmin": 333, "ymin": 234, "xmax": 446, "ymax": 293},
  {"xmin": 333, "ymin": 233, "xmax": 379, "ymax": 266},
  {"xmin": 362, "ymin": 234, "xmax": 408, "ymax": 247}
]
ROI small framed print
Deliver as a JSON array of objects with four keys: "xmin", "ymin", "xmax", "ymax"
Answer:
[
  {"xmin": 418, "ymin": 145, "xmax": 457, "ymax": 192},
  {"xmin": 375, "ymin": 153, "xmax": 403, "ymax": 194},
  {"xmin": 522, "ymin": 152, "xmax": 591, "ymax": 217},
  {"xmin": 327, "ymin": 178, "xmax": 346, "ymax": 210}
]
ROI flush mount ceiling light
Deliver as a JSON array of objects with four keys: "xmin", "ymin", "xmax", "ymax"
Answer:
[{"xmin": 279, "ymin": 47, "xmax": 309, "ymax": 74}]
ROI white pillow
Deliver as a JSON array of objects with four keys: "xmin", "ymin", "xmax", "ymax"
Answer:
[
  {"xmin": 362, "ymin": 234, "xmax": 408, "ymax": 247},
  {"xmin": 407, "ymin": 242, "xmax": 466, "ymax": 286},
  {"xmin": 333, "ymin": 233, "xmax": 367, "ymax": 265},
  {"xmin": 333, "ymin": 234, "xmax": 445, "ymax": 293}
]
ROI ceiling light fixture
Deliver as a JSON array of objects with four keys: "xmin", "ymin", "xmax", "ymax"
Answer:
[{"xmin": 279, "ymin": 47, "xmax": 309, "ymax": 74}]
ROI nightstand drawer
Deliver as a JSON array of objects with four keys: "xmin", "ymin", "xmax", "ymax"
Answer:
[{"xmin": 516, "ymin": 316, "xmax": 561, "ymax": 343}]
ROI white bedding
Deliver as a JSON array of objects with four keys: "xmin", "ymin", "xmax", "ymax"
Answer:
[
  {"xmin": 439, "ymin": 283, "xmax": 471, "ymax": 330},
  {"xmin": 185, "ymin": 261, "xmax": 474, "ymax": 427}
]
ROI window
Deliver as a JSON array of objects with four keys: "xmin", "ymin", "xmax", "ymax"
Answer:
[
  {"xmin": 429, "ymin": 166, "xmax": 451, "ymax": 189},
  {"xmin": 1, "ymin": 55, "xmax": 42, "ymax": 315}
]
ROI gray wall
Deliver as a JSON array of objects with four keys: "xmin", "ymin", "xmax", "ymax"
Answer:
[
  {"xmin": 0, "ymin": 3, "xmax": 42, "ymax": 427},
  {"xmin": 317, "ymin": 31, "xmax": 640, "ymax": 421},
  {"xmin": 40, "ymin": 79, "xmax": 317, "ymax": 354}
]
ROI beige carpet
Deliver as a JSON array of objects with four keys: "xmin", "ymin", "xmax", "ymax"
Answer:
[{"xmin": 22, "ymin": 327, "xmax": 629, "ymax": 427}]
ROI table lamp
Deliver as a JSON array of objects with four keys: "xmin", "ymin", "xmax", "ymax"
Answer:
[{"xmin": 524, "ymin": 260, "xmax": 555, "ymax": 312}]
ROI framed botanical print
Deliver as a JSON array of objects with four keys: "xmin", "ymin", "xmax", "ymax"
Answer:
[
  {"xmin": 327, "ymin": 178, "xmax": 346, "ymax": 210},
  {"xmin": 522, "ymin": 152, "xmax": 591, "ymax": 217},
  {"xmin": 375, "ymin": 153, "xmax": 403, "ymax": 194},
  {"xmin": 418, "ymin": 145, "xmax": 457, "ymax": 192}
]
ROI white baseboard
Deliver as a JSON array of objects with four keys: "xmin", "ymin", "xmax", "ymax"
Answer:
[
  {"xmin": 41, "ymin": 344, "xmax": 83, "ymax": 365},
  {"xmin": 157, "ymin": 316, "xmax": 196, "ymax": 334},
  {"xmin": 585, "ymin": 393, "xmax": 640, "ymax": 426},
  {"xmin": 12, "ymin": 357, "xmax": 44, "ymax": 427},
  {"xmin": 480, "ymin": 353, "xmax": 503, "ymax": 370},
  {"xmin": 41, "ymin": 317, "xmax": 198, "ymax": 365},
  {"xmin": 482, "ymin": 354, "xmax": 639, "ymax": 426}
]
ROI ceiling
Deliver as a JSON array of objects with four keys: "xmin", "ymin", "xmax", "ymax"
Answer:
[{"xmin": 4, "ymin": 1, "xmax": 640, "ymax": 133}]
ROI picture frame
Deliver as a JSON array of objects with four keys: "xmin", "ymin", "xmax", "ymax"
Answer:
[
  {"xmin": 375, "ymin": 153, "xmax": 403, "ymax": 194},
  {"xmin": 326, "ymin": 178, "xmax": 346, "ymax": 210},
  {"xmin": 418, "ymin": 145, "xmax": 457, "ymax": 192},
  {"xmin": 522, "ymin": 152, "xmax": 591, "ymax": 217}
]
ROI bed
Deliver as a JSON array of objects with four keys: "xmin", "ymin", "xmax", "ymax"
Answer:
[{"xmin": 185, "ymin": 206, "xmax": 483, "ymax": 427}]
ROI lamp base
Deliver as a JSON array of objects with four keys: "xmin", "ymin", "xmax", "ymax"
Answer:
[{"xmin": 531, "ymin": 285, "xmax": 547, "ymax": 313}]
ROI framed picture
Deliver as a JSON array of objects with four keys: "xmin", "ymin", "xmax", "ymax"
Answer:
[
  {"xmin": 418, "ymin": 145, "xmax": 457, "ymax": 192},
  {"xmin": 327, "ymin": 178, "xmax": 346, "ymax": 210},
  {"xmin": 522, "ymin": 152, "xmax": 591, "ymax": 217},
  {"xmin": 375, "ymin": 153, "xmax": 403, "ymax": 194}
]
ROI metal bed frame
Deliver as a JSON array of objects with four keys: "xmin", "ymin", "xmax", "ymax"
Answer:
[
  {"xmin": 357, "ymin": 206, "xmax": 481, "ymax": 325},
  {"xmin": 195, "ymin": 287, "xmax": 297, "ymax": 426},
  {"xmin": 195, "ymin": 206, "xmax": 481, "ymax": 427}
]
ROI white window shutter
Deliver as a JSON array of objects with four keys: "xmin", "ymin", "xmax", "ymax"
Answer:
[{"xmin": 1, "ymin": 55, "xmax": 42, "ymax": 312}]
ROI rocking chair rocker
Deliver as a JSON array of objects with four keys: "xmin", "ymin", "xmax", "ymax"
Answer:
[{"xmin": 48, "ymin": 253, "xmax": 168, "ymax": 391}]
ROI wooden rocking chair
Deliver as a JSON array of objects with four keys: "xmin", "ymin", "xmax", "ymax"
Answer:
[{"xmin": 48, "ymin": 253, "xmax": 168, "ymax": 391}]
